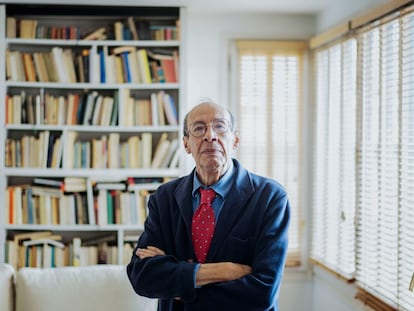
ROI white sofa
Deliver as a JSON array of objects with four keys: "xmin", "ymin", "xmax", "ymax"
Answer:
[{"xmin": 0, "ymin": 263, "xmax": 157, "ymax": 311}]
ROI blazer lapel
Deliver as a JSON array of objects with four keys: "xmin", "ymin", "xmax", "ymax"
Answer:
[
  {"xmin": 175, "ymin": 171, "xmax": 196, "ymax": 252},
  {"xmin": 208, "ymin": 160, "xmax": 254, "ymax": 260}
]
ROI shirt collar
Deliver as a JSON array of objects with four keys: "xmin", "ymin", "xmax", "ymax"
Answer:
[{"xmin": 192, "ymin": 160, "xmax": 234, "ymax": 198}]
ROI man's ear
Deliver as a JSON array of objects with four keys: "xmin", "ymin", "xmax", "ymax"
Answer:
[
  {"xmin": 183, "ymin": 136, "xmax": 191, "ymax": 154},
  {"xmin": 233, "ymin": 131, "xmax": 240, "ymax": 149}
]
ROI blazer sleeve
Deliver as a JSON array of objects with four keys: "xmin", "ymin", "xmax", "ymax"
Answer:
[{"xmin": 126, "ymin": 193, "xmax": 198, "ymax": 302}]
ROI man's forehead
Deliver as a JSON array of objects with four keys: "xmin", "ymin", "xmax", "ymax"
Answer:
[{"xmin": 188, "ymin": 103, "xmax": 229, "ymax": 123}]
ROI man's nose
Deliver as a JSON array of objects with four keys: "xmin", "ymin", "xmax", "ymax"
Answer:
[{"xmin": 203, "ymin": 124, "xmax": 218, "ymax": 141}]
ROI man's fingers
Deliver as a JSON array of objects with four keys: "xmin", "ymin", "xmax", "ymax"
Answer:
[
  {"xmin": 147, "ymin": 246, "xmax": 166, "ymax": 255},
  {"xmin": 136, "ymin": 246, "xmax": 166, "ymax": 258}
]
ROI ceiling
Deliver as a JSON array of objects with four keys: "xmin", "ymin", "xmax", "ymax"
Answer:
[
  {"xmin": 137, "ymin": 0, "xmax": 335, "ymax": 14},
  {"xmin": 1, "ymin": 0, "xmax": 361, "ymax": 15}
]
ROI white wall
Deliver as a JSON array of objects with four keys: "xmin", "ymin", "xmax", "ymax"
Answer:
[
  {"xmin": 316, "ymin": 0, "xmax": 390, "ymax": 31},
  {"xmin": 183, "ymin": 10, "xmax": 315, "ymax": 110}
]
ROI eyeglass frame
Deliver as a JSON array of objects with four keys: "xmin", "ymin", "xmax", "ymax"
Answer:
[{"xmin": 184, "ymin": 118, "xmax": 235, "ymax": 137}]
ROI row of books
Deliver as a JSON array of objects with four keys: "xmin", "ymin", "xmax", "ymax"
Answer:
[
  {"xmin": 99, "ymin": 46, "xmax": 178, "ymax": 84},
  {"xmin": 5, "ymin": 131, "xmax": 62, "ymax": 169},
  {"xmin": 6, "ymin": 46, "xmax": 179, "ymax": 84},
  {"xmin": 5, "ymin": 232, "xmax": 132, "ymax": 270},
  {"xmin": 5, "ymin": 181, "xmax": 159, "ymax": 227},
  {"xmin": 5, "ymin": 131, "xmax": 181, "ymax": 169},
  {"xmin": 113, "ymin": 17, "xmax": 179, "ymax": 41},
  {"xmin": 6, "ymin": 48, "xmax": 89, "ymax": 83},
  {"xmin": 66, "ymin": 133, "xmax": 180, "ymax": 169},
  {"xmin": 5, "ymin": 131, "xmax": 61, "ymax": 169},
  {"xmin": 94, "ymin": 188, "xmax": 150, "ymax": 226},
  {"xmin": 6, "ymin": 184, "xmax": 89, "ymax": 226},
  {"xmin": 122, "ymin": 90, "xmax": 179, "ymax": 126},
  {"xmin": 6, "ymin": 16, "xmax": 179, "ymax": 41},
  {"xmin": 5, "ymin": 90, "xmax": 178, "ymax": 127}
]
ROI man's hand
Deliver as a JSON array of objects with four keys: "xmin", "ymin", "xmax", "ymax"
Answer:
[
  {"xmin": 136, "ymin": 246, "xmax": 165, "ymax": 259},
  {"xmin": 196, "ymin": 262, "xmax": 252, "ymax": 286}
]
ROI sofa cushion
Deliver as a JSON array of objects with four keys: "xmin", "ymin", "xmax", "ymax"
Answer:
[
  {"xmin": 15, "ymin": 265, "xmax": 157, "ymax": 311},
  {"xmin": 0, "ymin": 264, "xmax": 15, "ymax": 311}
]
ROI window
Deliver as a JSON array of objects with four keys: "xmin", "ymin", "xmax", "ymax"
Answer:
[
  {"xmin": 311, "ymin": 38, "xmax": 357, "ymax": 279},
  {"xmin": 235, "ymin": 41, "xmax": 306, "ymax": 266},
  {"xmin": 312, "ymin": 6, "xmax": 414, "ymax": 310}
]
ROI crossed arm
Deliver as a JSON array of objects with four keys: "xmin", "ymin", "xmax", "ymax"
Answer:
[{"xmin": 136, "ymin": 246, "xmax": 252, "ymax": 286}]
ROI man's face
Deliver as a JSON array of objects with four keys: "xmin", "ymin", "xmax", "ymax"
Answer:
[{"xmin": 183, "ymin": 103, "xmax": 239, "ymax": 174}]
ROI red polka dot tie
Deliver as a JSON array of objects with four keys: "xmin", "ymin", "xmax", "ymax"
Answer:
[{"xmin": 192, "ymin": 188, "xmax": 216, "ymax": 263}]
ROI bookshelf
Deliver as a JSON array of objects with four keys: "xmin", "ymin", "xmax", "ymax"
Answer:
[{"xmin": 0, "ymin": 4, "xmax": 185, "ymax": 269}]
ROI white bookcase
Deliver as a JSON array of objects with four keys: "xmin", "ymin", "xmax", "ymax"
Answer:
[{"xmin": 0, "ymin": 4, "xmax": 186, "ymax": 269}]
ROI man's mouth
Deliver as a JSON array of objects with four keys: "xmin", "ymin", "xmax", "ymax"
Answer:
[{"xmin": 202, "ymin": 148, "xmax": 220, "ymax": 154}]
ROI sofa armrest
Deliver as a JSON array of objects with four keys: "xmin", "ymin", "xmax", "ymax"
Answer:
[
  {"xmin": 0, "ymin": 263, "xmax": 15, "ymax": 311},
  {"xmin": 16, "ymin": 265, "xmax": 157, "ymax": 311}
]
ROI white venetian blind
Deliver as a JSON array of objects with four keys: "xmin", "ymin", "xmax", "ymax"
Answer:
[
  {"xmin": 236, "ymin": 41, "xmax": 306, "ymax": 265},
  {"xmin": 355, "ymin": 18, "xmax": 401, "ymax": 307},
  {"xmin": 311, "ymin": 3, "xmax": 414, "ymax": 309},
  {"xmin": 399, "ymin": 10, "xmax": 414, "ymax": 311},
  {"xmin": 355, "ymin": 8, "xmax": 414, "ymax": 310},
  {"xmin": 311, "ymin": 38, "xmax": 357, "ymax": 278}
]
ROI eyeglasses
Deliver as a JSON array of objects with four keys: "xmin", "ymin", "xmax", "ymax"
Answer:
[{"xmin": 188, "ymin": 119, "xmax": 231, "ymax": 137}]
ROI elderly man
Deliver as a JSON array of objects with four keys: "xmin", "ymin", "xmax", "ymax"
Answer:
[{"xmin": 127, "ymin": 100, "xmax": 290, "ymax": 311}]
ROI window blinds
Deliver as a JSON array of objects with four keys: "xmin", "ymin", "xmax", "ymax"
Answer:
[
  {"xmin": 356, "ymin": 19, "xmax": 400, "ymax": 307},
  {"xmin": 399, "ymin": 10, "xmax": 414, "ymax": 310},
  {"xmin": 311, "ymin": 38, "xmax": 357, "ymax": 279},
  {"xmin": 312, "ymin": 6, "xmax": 414, "ymax": 310},
  {"xmin": 236, "ymin": 41, "xmax": 305, "ymax": 266}
]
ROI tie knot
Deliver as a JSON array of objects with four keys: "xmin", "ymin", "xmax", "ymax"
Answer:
[{"xmin": 199, "ymin": 188, "xmax": 216, "ymax": 205}]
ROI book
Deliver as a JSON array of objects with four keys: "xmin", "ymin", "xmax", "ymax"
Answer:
[
  {"xmin": 161, "ymin": 138, "xmax": 179, "ymax": 168},
  {"xmin": 33, "ymin": 52, "xmax": 49, "ymax": 82},
  {"xmin": 81, "ymin": 49, "xmax": 90, "ymax": 82},
  {"xmin": 127, "ymin": 135, "xmax": 140, "ymax": 168},
  {"xmin": 108, "ymin": 133, "xmax": 120, "ymax": 169},
  {"xmin": 72, "ymin": 237, "xmax": 82, "ymax": 267},
  {"xmin": 137, "ymin": 49, "xmax": 152, "ymax": 84},
  {"xmin": 9, "ymin": 50, "xmax": 25, "ymax": 81},
  {"xmin": 163, "ymin": 93, "xmax": 179, "ymax": 125},
  {"xmin": 33, "ymin": 177, "xmax": 64, "ymax": 189},
  {"xmin": 168, "ymin": 145, "xmax": 182, "ymax": 168},
  {"xmin": 162, "ymin": 58, "xmax": 177, "ymax": 83},
  {"xmin": 64, "ymin": 177, "xmax": 87, "ymax": 192},
  {"xmin": 114, "ymin": 21, "xmax": 124, "ymax": 41},
  {"xmin": 100, "ymin": 96, "xmax": 114, "ymax": 126},
  {"xmin": 63, "ymin": 49, "xmax": 77, "ymax": 83},
  {"xmin": 151, "ymin": 133, "xmax": 170, "ymax": 168},
  {"xmin": 150, "ymin": 93, "xmax": 159, "ymax": 126},
  {"xmin": 6, "ymin": 17, "xmax": 16, "ymax": 38},
  {"xmin": 51, "ymin": 47, "xmax": 68, "ymax": 83},
  {"xmin": 19, "ymin": 19, "xmax": 38, "ymax": 39},
  {"xmin": 43, "ymin": 51, "xmax": 58, "ymax": 82},
  {"xmin": 83, "ymin": 27, "xmax": 106, "ymax": 40},
  {"xmin": 141, "ymin": 133, "xmax": 152, "ymax": 169},
  {"xmin": 157, "ymin": 91, "xmax": 167, "ymax": 125},
  {"xmin": 120, "ymin": 51, "xmax": 131, "ymax": 83},
  {"xmin": 91, "ymin": 95, "xmax": 104, "ymax": 126},
  {"xmin": 23, "ymin": 238, "xmax": 65, "ymax": 249},
  {"xmin": 127, "ymin": 17, "xmax": 139, "ymax": 40},
  {"xmin": 82, "ymin": 91, "xmax": 98, "ymax": 125},
  {"xmin": 22, "ymin": 53, "xmax": 37, "ymax": 82}
]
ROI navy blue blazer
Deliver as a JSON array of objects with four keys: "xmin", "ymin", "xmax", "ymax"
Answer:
[{"xmin": 127, "ymin": 159, "xmax": 290, "ymax": 311}]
